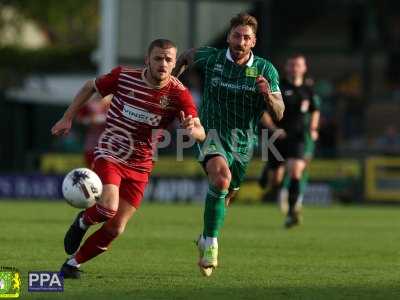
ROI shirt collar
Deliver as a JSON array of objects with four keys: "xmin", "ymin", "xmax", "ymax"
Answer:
[{"xmin": 226, "ymin": 48, "xmax": 254, "ymax": 67}]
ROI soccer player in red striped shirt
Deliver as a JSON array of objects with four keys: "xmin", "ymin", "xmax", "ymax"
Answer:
[{"xmin": 51, "ymin": 39, "xmax": 205, "ymax": 279}]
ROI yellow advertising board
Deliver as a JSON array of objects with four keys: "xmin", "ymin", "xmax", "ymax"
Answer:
[
  {"xmin": 41, "ymin": 153, "xmax": 361, "ymax": 180},
  {"xmin": 41, "ymin": 153, "xmax": 85, "ymax": 174},
  {"xmin": 40, "ymin": 153, "xmax": 362, "ymax": 203},
  {"xmin": 365, "ymin": 157, "xmax": 400, "ymax": 201},
  {"xmin": 245, "ymin": 159, "xmax": 361, "ymax": 180}
]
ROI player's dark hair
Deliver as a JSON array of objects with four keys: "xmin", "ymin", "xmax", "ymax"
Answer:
[
  {"xmin": 288, "ymin": 53, "xmax": 306, "ymax": 61},
  {"xmin": 147, "ymin": 39, "xmax": 177, "ymax": 55},
  {"xmin": 229, "ymin": 13, "xmax": 258, "ymax": 35}
]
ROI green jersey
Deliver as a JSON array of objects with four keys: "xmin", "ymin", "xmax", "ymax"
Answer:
[{"xmin": 194, "ymin": 47, "xmax": 280, "ymax": 159}]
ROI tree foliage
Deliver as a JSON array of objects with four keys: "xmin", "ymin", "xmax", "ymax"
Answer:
[{"xmin": 0, "ymin": 0, "xmax": 99, "ymax": 47}]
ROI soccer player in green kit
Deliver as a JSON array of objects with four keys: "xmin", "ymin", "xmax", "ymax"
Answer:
[{"xmin": 173, "ymin": 13, "xmax": 284, "ymax": 276}]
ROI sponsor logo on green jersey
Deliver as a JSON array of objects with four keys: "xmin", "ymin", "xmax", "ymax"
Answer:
[{"xmin": 245, "ymin": 67, "xmax": 258, "ymax": 77}]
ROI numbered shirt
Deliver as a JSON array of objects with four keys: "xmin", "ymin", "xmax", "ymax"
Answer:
[{"xmin": 94, "ymin": 66, "xmax": 197, "ymax": 173}]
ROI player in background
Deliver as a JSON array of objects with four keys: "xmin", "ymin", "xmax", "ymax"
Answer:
[
  {"xmin": 258, "ymin": 54, "xmax": 321, "ymax": 228},
  {"xmin": 173, "ymin": 13, "xmax": 284, "ymax": 276},
  {"xmin": 258, "ymin": 111, "xmax": 286, "ymax": 203},
  {"xmin": 76, "ymin": 94, "xmax": 111, "ymax": 169},
  {"xmin": 51, "ymin": 39, "xmax": 205, "ymax": 279}
]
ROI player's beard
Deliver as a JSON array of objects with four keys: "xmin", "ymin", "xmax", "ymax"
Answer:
[
  {"xmin": 148, "ymin": 64, "xmax": 169, "ymax": 86},
  {"xmin": 229, "ymin": 46, "xmax": 250, "ymax": 62}
]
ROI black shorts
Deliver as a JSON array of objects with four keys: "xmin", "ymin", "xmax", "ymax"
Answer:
[
  {"xmin": 267, "ymin": 136, "xmax": 309, "ymax": 170},
  {"xmin": 267, "ymin": 137, "xmax": 287, "ymax": 170},
  {"xmin": 286, "ymin": 137, "xmax": 306, "ymax": 159}
]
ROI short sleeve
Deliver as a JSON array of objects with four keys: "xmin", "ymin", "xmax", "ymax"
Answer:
[
  {"xmin": 94, "ymin": 66, "xmax": 122, "ymax": 97},
  {"xmin": 263, "ymin": 63, "xmax": 280, "ymax": 93},
  {"xmin": 310, "ymin": 93, "xmax": 321, "ymax": 112},
  {"xmin": 178, "ymin": 88, "xmax": 198, "ymax": 118},
  {"xmin": 193, "ymin": 47, "xmax": 218, "ymax": 72}
]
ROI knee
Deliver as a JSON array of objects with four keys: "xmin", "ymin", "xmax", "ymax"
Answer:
[
  {"xmin": 290, "ymin": 163, "xmax": 305, "ymax": 180},
  {"xmin": 211, "ymin": 171, "xmax": 231, "ymax": 190},
  {"xmin": 290, "ymin": 173, "xmax": 302, "ymax": 180},
  {"xmin": 290, "ymin": 168, "xmax": 303, "ymax": 180},
  {"xmin": 206, "ymin": 157, "xmax": 231, "ymax": 190},
  {"xmin": 98, "ymin": 185, "xmax": 119, "ymax": 211}
]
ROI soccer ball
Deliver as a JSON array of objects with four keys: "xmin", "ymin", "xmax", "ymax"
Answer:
[{"xmin": 62, "ymin": 168, "xmax": 103, "ymax": 208}]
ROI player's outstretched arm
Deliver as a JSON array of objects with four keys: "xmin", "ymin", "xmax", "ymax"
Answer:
[
  {"xmin": 180, "ymin": 111, "xmax": 206, "ymax": 142},
  {"xmin": 172, "ymin": 48, "xmax": 197, "ymax": 78},
  {"xmin": 51, "ymin": 80, "xmax": 97, "ymax": 136},
  {"xmin": 256, "ymin": 76, "xmax": 285, "ymax": 121}
]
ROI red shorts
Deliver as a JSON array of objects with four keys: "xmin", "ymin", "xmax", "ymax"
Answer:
[{"xmin": 94, "ymin": 158, "xmax": 149, "ymax": 208}]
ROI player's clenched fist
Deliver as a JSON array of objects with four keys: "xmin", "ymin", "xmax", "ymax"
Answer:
[
  {"xmin": 256, "ymin": 75, "xmax": 271, "ymax": 96},
  {"xmin": 51, "ymin": 117, "xmax": 72, "ymax": 136}
]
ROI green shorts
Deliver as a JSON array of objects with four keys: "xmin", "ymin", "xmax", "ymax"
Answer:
[{"xmin": 196, "ymin": 141, "xmax": 249, "ymax": 191}]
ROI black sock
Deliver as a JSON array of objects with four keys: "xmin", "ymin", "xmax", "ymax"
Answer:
[
  {"xmin": 288, "ymin": 178, "xmax": 300, "ymax": 215},
  {"xmin": 270, "ymin": 182, "xmax": 282, "ymax": 202}
]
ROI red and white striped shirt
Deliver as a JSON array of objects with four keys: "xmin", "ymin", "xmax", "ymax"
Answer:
[{"xmin": 93, "ymin": 66, "xmax": 197, "ymax": 177}]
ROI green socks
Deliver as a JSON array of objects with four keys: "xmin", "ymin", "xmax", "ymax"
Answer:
[
  {"xmin": 203, "ymin": 185, "xmax": 229, "ymax": 238},
  {"xmin": 299, "ymin": 169, "xmax": 309, "ymax": 195}
]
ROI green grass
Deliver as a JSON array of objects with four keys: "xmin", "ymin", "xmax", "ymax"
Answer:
[{"xmin": 0, "ymin": 200, "xmax": 399, "ymax": 299}]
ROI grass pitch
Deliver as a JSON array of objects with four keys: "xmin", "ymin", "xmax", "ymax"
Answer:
[{"xmin": 0, "ymin": 200, "xmax": 399, "ymax": 300}]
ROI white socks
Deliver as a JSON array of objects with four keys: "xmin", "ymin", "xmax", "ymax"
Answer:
[
  {"xmin": 79, "ymin": 217, "xmax": 88, "ymax": 230},
  {"xmin": 205, "ymin": 236, "xmax": 218, "ymax": 247},
  {"xmin": 199, "ymin": 235, "xmax": 206, "ymax": 245},
  {"xmin": 66, "ymin": 257, "xmax": 80, "ymax": 268}
]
